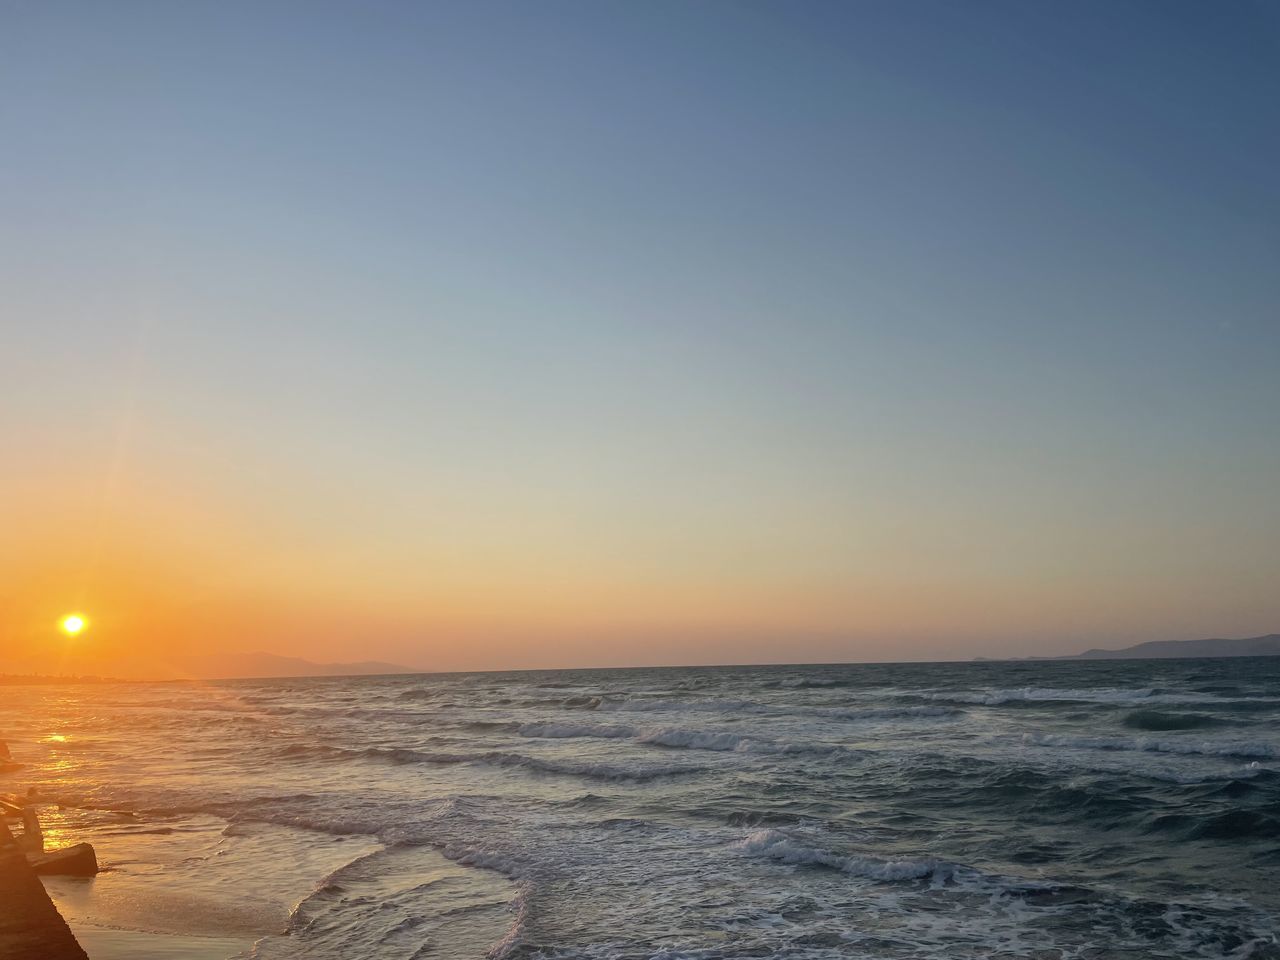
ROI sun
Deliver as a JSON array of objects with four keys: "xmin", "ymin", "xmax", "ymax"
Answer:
[{"xmin": 60, "ymin": 614, "xmax": 87, "ymax": 636}]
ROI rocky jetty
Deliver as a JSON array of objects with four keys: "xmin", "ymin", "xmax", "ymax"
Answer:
[{"xmin": 0, "ymin": 821, "xmax": 90, "ymax": 960}]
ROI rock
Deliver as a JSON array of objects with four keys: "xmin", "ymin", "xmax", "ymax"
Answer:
[{"xmin": 28, "ymin": 843, "xmax": 99, "ymax": 877}]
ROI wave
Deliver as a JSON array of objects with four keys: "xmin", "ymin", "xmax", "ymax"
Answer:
[
  {"xmin": 733, "ymin": 830, "xmax": 1105, "ymax": 901},
  {"xmin": 372, "ymin": 747, "xmax": 474, "ymax": 765},
  {"xmin": 517, "ymin": 721, "xmax": 846, "ymax": 755},
  {"xmin": 928, "ymin": 687, "xmax": 1158, "ymax": 706},
  {"xmin": 436, "ymin": 848, "xmax": 532, "ymax": 960},
  {"xmin": 733, "ymin": 829, "xmax": 952, "ymax": 882},
  {"xmin": 276, "ymin": 744, "xmax": 482, "ymax": 767},
  {"xmin": 592, "ymin": 696, "xmax": 960, "ymax": 724},
  {"xmin": 590, "ymin": 695, "xmax": 744, "ymax": 715},
  {"xmin": 517, "ymin": 721, "xmax": 635, "ymax": 740},
  {"xmin": 722, "ymin": 810, "xmax": 808, "ymax": 827},
  {"xmin": 458, "ymin": 720, "xmax": 523, "ymax": 733},
  {"xmin": 487, "ymin": 753, "xmax": 707, "ymax": 782},
  {"xmin": 275, "ymin": 741, "xmax": 708, "ymax": 780},
  {"xmin": 415, "ymin": 748, "xmax": 708, "ymax": 782},
  {"xmin": 810, "ymin": 705, "xmax": 961, "ymax": 722},
  {"xmin": 1146, "ymin": 809, "xmax": 1280, "ymax": 841},
  {"xmin": 638, "ymin": 728, "xmax": 843, "ymax": 755},
  {"xmin": 1109, "ymin": 761, "xmax": 1268, "ymax": 784},
  {"xmin": 441, "ymin": 842, "xmax": 527, "ymax": 879},
  {"xmin": 1201, "ymin": 698, "xmax": 1280, "ymax": 714},
  {"xmin": 926, "ymin": 687, "xmax": 1280, "ymax": 713},
  {"xmin": 591, "ymin": 696, "xmax": 734, "ymax": 714},
  {"xmin": 515, "ymin": 694, "xmax": 604, "ymax": 710},
  {"xmin": 637, "ymin": 728, "xmax": 762, "ymax": 752},
  {"xmin": 396, "ymin": 688, "xmax": 436, "ymax": 701},
  {"xmin": 1121, "ymin": 710, "xmax": 1232, "ymax": 732},
  {"xmin": 1023, "ymin": 732, "xmax": 1279, "ymax": 759}
]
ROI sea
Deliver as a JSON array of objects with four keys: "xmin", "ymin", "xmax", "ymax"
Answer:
[{"xmin": 2, "ymin": 657, "xmax": 1278, "ymax": 959}]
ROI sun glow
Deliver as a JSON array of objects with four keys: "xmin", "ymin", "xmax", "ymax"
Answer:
[{"xmin": 60, "ymin": 614, "xmax": 87, "ymax": 636}]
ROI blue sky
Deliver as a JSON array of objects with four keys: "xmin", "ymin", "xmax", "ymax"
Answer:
[{"xmin": 3, "ymin": 1, "xmax": 1278, "ymax": 668}]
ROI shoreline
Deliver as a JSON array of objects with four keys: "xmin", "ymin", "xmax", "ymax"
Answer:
[
  {"xmin": 61, "ymin": 920, "xmax": 249, "ymax": 960},
  {"xmin": 44, "ymin": 871, "xmax": 262, "ymax": 960}
]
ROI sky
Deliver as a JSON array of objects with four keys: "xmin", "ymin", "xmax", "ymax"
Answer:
[{"xmin": 2, "ymin": 0, "xmax": 1279, "ymax": 675}]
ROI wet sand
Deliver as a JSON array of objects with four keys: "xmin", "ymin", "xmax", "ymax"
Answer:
[
  {"xmin": 43, "ymin": 873, "xmax": 255, "ymax": 959},
  {"xmin": 32, "ymin": 812, "xmax": 383, "ymax": 960},
  {"xmin": 63, "ymin": 924, "xmax": 247, "ymax": 960}
]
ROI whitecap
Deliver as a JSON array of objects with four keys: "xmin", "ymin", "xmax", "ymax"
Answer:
[{"xmin": 733, "ymin": 829, "xmax": 951, "ymax": 882}]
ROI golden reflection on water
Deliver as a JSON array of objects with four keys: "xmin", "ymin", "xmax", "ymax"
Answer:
[{"xmin": 37, "ymin": 820, "xmax": 74, "ymax": 850}]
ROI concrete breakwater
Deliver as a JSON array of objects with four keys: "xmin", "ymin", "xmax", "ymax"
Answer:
[{"xmin": 0, "ymin": 822, "xmax": 90, "ymax": 960}]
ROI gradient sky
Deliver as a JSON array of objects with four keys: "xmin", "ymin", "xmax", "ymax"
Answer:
[{"xmin": 3, "ymin": 1, "xmax": 1279, "ymax": 674}]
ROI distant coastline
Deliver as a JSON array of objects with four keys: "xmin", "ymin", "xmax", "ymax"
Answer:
[
  {"xmin": 1060, "ymin": 633, "xmax": 1280, "ymax": 660},
  {"xmin": 7, "ymin": 633, "xmax": 1280, "ymax": 685}
]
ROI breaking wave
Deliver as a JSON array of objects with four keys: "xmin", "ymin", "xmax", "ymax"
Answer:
[
  {"xmin": 733, "ymin": 829, "xmax": 954, "ymax": 882},
  {"xmin": 929, "ymin": 686, "xmax": 1158, "ymax": 706},
  {"xmin": 591, "ymin": 696, "xmax": 960, "ymax": 723},
  {"xmin": 518, "ymin": 721, "xmax": 849, "ymax": 755},
  {"xmin": 275, "ymin": 742, "xmax": 707, "ymax": 781}
]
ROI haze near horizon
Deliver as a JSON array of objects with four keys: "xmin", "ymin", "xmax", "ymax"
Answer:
[{"xmin": 3, "ymin": 1, "xmax": 1279, "ymax": 677}]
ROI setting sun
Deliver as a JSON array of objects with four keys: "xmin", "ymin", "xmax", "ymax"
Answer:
[{"xmin": 59, "ymin": 614, "xmax": 87, "ymax": 636}]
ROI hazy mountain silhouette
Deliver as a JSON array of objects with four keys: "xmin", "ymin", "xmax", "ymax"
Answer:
[{"xmin": 1070, "ymin": 633, "xmax": 1280, "ymax": 660}]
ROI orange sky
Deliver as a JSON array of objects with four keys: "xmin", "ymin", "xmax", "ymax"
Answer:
[
  {"xmin": 5, "ymin": 3, "xmax": 1279, "ymax": 678},
  {"xmin": 4, "ymin": 425, "xmax": 1276, "ymax": 678}
]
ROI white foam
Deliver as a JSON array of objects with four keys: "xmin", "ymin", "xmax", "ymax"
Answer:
[
  {"xmin": 517, "ymin": 720, "xmax": 845, "ymax": 755},
  {"xmin": 441, "ymin": 842, "xmax": 527, "ymax": 879},
  {"xmin": 486, "ymin": 752, "xmax": 706, "ymax": 781},
  {"xmin": 593, "ymin": 696, "xmax": 961, "ymax": 724},
  {"xmin": 637, "ymin": 728, "xmax": 754, "ymax": 751},
  {"xmin": 734, "ymin": 829, "xmax": 950, "ymax": 882},
  {"xmin": 931, "ymin": 686, "xmax": 1157, "ymax": 705}
]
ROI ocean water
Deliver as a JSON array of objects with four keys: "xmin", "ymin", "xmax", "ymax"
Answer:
[{"xmin": 2, "ymin": 658, "xmax": 1279, "ymax": 958}]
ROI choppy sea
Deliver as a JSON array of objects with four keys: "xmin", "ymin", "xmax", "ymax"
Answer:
[{"xmin": 3, "ymin": 658, "xmax": 1279, "ymax": 958}]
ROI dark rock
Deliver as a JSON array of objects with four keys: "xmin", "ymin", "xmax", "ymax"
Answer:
[
  {"xmin": 29, "ymin": 843, "xmax": 99, "ymax": 877},
  {"xmin": 0, "ymin": 823, "xmax": 90, "ymax": 959}
]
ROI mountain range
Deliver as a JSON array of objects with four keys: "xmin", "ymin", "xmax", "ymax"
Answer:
[{"xmin": 1068, "ymin": 633, "xmax": 1280, "ymax": 660}]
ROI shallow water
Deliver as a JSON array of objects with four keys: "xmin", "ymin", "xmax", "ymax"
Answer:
[{"xmin": 3, "ymin": 658, "xmax": 1279, "ymax": 958}]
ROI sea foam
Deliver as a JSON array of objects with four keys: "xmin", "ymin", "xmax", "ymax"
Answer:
[{"xmin": 734, "ymin": 829, "xmax": 952, "ymax": 882}]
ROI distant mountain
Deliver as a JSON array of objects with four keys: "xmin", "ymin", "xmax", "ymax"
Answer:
[
  {"xmin": 1071, "ymin": 634, "xmax": 1280, "ymax": 660},
  {"xmin": 172, "ymin": 652, "xmax": 415, "ymax": 679}
]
